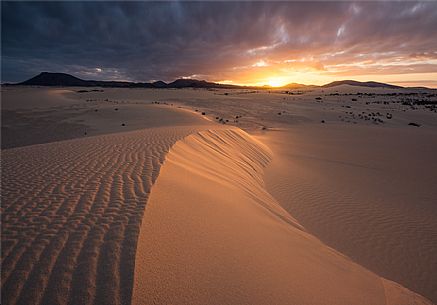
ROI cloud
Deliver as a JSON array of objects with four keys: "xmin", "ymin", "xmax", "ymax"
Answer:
[{"xmin": 1, "ymin": 1, "xmax": 437, "ymax": 84}]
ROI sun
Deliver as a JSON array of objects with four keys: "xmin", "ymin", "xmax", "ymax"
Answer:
[{"xmin": 267, "ymin": 77, "xmax": 288, "ymax": 87}]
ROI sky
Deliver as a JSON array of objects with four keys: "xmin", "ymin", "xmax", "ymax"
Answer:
[{"xmin": 2, "ymin": 1, "xmax": 437, "ymax": 87}]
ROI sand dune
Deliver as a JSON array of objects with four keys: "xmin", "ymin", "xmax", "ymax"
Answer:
[
  {"xmin": 1, "ymin": 126, "xmax": 210, "ymax": 305},
  {"xmin": 132, "ymin": 128, "xmax": 431, "ymax": 305},
  {"xmin": 259, "ymin": 124, "xmax": 437, "ymax": 302},
  {"xmin": 1, "ymin": 87, "xmax": 211, "ymax": 149}
]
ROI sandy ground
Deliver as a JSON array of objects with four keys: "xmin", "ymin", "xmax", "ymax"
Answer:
[
  {"xmin": 132, "ymin": 128, "xmax": 431, "ymax": 305},
  {"xmin": 1, "ymin": 87, "xmax": 212, "ymax": 148},
  {"xmin": 259, "ymin": 124, "xmax": 437, "ymax": 302},
  {"xmin": 1, "ymin": 85, "xmax": 436, "ymax": 304},
  {"xmin": 1, "ymin": 90, "xmax": 213, "ymax": 305}
]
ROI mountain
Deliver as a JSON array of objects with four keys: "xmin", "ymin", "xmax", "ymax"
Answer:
[
  {"xmin": 322, "ymin": 80, "xmax": 403, "ymax": 89},
  {"xmin": 20, "ymin": 72, "xmax": 91, "ymax": 86}
]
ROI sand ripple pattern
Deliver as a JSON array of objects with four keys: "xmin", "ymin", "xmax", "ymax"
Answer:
[
  {"xmin": 1, "ymin": 126, "xmax": 203, "ymax": 305},
  {"xmin": 266, "ymin": 173, "xmax": 437, "ymax": 303}
]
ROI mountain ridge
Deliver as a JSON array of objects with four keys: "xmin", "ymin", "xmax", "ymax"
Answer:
[
  {"xmin": 6, "ymin": 72, "xmax": 421, "ymax": 90},
  {"xmin": 16, "ymin": 72, "xmax": 245, "ymax": 89}
]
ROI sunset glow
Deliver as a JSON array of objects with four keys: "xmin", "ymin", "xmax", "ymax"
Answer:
[{"xmin": 267, "ymin": 77, "xmax": 289, "ymax": 88}]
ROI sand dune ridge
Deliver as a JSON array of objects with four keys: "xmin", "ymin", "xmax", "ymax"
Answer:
[{"xmin": 133, "ymin": 127, "xmax": 432, "ymax": 305}]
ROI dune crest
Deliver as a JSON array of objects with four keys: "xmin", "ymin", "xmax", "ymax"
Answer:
[{"xmin": 133, "ymin": 128, "xmax": 432, "ymax": 305}]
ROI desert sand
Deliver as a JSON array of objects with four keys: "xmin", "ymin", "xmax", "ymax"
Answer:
[
  {"xmin": 1, "ymin": 89, "xmax": 213, "ymax": 304},
  {"xmin": 132, "ymin": 128, "xmax": 431, "ymax": 305},
  {"xmin": 259, "ymin": 124, "xmax": 437, "ymax": 303},
  {"xmin": 1, "ymin": 85, "xmax": 436, "ymax": 304}
]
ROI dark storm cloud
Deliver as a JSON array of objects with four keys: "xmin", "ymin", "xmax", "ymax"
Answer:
[{"xmin": 1, "ymin": 1, "xmax": 437, "ymax": 83}]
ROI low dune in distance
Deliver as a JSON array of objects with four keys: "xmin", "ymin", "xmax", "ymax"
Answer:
[{"xmin": 1, "ymin": 87, "xmax": 212, "ymax": 149}]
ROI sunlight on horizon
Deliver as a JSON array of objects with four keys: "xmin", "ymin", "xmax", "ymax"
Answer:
[
  {"xmin": 267, "ymin": 77, "xmax": 289, "ymax": 87},
  {"xmin": 220, "ymin": 69, "xmax": 334, "ymax": 87},
  {"xmin": 218, "ymin": 69, "xmax": 437, "ymax": 88}
]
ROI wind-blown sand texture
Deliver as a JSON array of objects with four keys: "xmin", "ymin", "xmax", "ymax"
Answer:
[
  {"xmin": 260, "ymin": 124, "xmax": 437, "ymax": 303},
  {"xmin": 132, "ymin": 128, "xmax": 431, "ymax": 305},
  {"xmin": 1, "ymin": 126, "xmax": 211, "ymax": 305}
]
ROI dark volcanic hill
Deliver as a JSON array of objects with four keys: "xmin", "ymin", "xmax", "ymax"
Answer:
[
  {"xmin": 322, "ymin": 80, "xmax": 403, "ymax": 89},
  {"xmin": 20, "ymin": 72, "xmax": 91, "ymax": 86},
  {"xmin": 151, "ymin": 80, "xmax": 167, "ymax": 88}
]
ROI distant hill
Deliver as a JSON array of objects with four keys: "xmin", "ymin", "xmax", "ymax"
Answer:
[
  {"xmin": 12, "ymin": 72, "xmax": 415, "ymax": 90},
  {"xmin": 166, "ymin": 78, "xmax": 241, "ymax": 89},
  {"xmin": 20, "ymin": 72, "xmax": 91, "ymax": 87},
  {"xmin": 322, "ymin": 80, "xmax": 403, "ymax": 89},
  {"xmin": 281, "ymin": 83, "xmax": 316, "ymax": 89},
  {"xmin": 151, "ymin": 80, "xmax": 167, "ymax": 88}
]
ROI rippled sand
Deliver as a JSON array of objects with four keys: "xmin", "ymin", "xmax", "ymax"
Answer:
[
  {"xmin": 1, "ymin": 87, "xmax": 212, "ymax": 305},
  {"xmin": 1, "ymin": 126, "xmax": 212, "ymax": 305},
  {"xmin": 259, "ymin": 124, "xmax": 437, "ymax": 302}
]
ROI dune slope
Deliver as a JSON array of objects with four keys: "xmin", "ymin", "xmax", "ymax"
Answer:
[
  {"xmin": 259, "ymin": 125, "xmax": 437, "ymax": 302},
  {"xmin": 1, "ymin": 126, "xmax": 208, "ymax": 305},
  {"xmin": 132, "ymin": 128, "xmax": 432, "ymax": 305}
]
